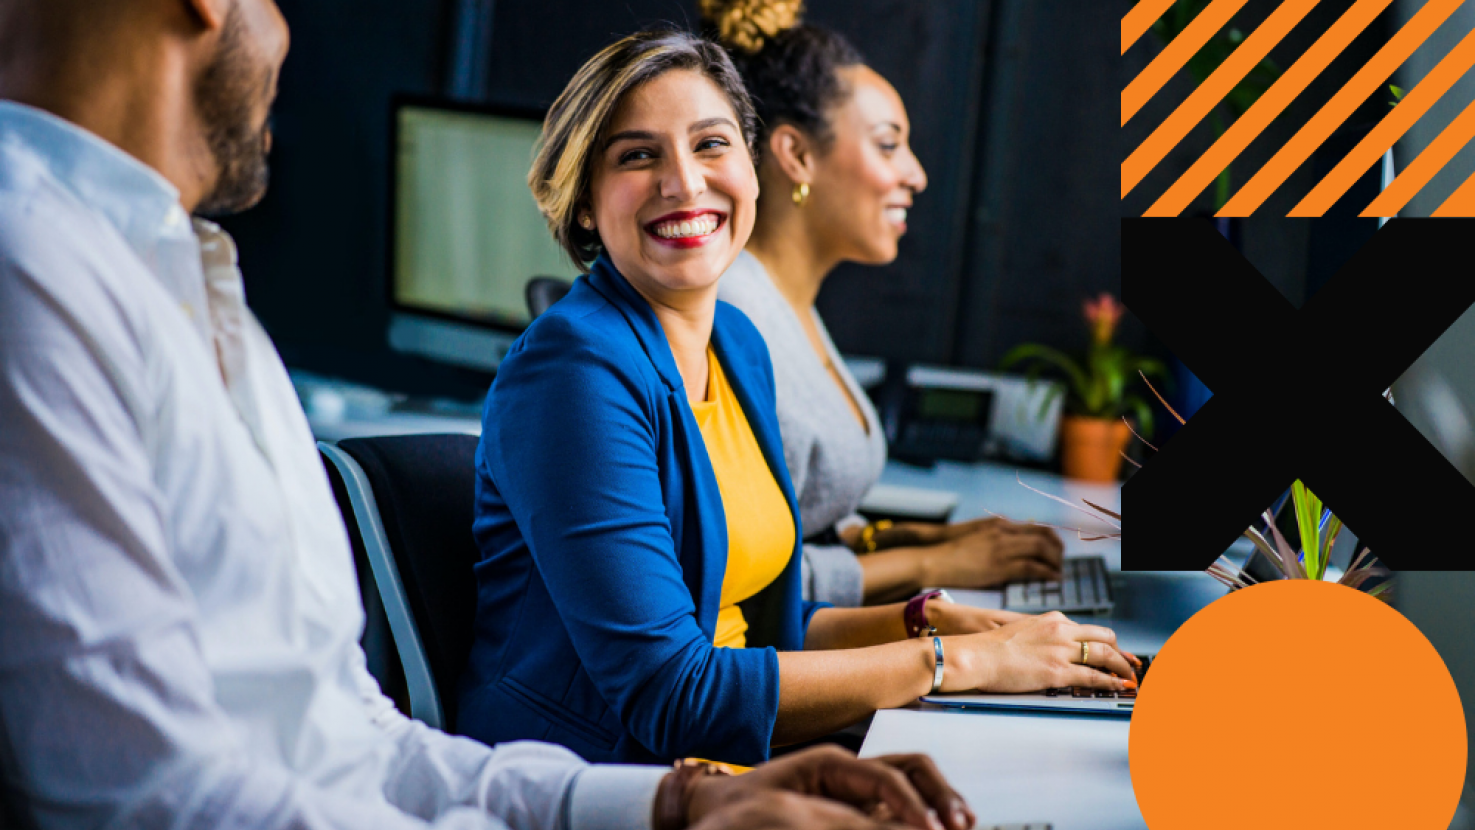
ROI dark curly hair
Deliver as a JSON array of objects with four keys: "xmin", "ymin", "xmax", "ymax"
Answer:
[{"xmin": 701, "ymin": 3, "xmax": 864, "ymax": 149}]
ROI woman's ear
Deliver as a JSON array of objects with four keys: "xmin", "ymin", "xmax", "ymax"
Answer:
[{"xmin": 766, "ymin": 124, "xmax": 816, "ymax": 187}]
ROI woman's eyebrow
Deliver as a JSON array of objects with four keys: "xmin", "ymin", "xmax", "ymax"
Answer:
[
  {"xmin": 689, "ymin": 117, "xmax": 736, "ymax": 133},
  {"xmin": 603, "ymin": 129, "xmax": 657, "ymax": 150},
  {"xmin": 604, "ymin": 118, "xmax": 737, "ymax": 150},
  {"xmin": 871, "ymin": 120, "xmax": 903, "ymax": 134}
]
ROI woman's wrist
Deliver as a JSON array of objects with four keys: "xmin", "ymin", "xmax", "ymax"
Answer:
[
  {"xmin": 935, "ymin": 634, "xmax": 983, "ymax": 694},
  {"xmin": 897, "ymin": 521, "xmax": 948, "ymax": 546},
  {"xmin": 915, "ymin": 636, "xmax": 941, "ymax": 698}
]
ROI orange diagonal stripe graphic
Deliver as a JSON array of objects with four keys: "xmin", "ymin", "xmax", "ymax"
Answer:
[
  {"xmin": 1122, "ymin": 0, "xmax": 1320, "ymax": 201},
  {"xmin": 1432, "ymin": 164, "xmax": 1475, "ymax": 216},
  {"xmin": 1294, "ymin": 25, "xmax": 1475, "ymax": 216},
  {"xmin": 1220, "ymin": 0, "xmax": 1464, "ymax": 216},
  {"xmin": 1364, "ymin": 95, "xmax": 1475, "ymax": 216},
  {"xmin": 1145, "ymin": 0, "xmax": 1391, "ymax": 216},
  {"xmin": 1123, "ymin": 0, "xmax": 1179, "ymax": 55},
  {"xmin": 1122, "ymin": 0, "xmax": 1251, "ymax": 127}
]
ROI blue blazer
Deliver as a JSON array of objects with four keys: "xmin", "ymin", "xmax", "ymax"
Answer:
[{"xmin": 457, "ymin": 255, "xmax": 827, "ymax": 765}]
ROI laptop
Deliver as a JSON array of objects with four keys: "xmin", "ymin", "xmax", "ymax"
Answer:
[{"xmin": 921, "ymin": 654, "xmax": 1152, "ymax": 716}]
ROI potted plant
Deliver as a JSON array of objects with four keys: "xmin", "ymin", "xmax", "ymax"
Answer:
[{"xmin": 1000, "ymin": 293, "xmax": 1167, "ymax": 483}]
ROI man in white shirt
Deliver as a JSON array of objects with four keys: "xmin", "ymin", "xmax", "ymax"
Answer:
[{"xmin": 0, "ymin": 1, "xmax": 976, "ymax": 829}]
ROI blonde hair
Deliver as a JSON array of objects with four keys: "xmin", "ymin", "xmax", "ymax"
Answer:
[
  {"xmin": 529, "ymin": 29, "xmax": 758, "ymax": 268},
  {"xmin": 698, "ymin": 0, "xmax": 803, "ymax": 55}
]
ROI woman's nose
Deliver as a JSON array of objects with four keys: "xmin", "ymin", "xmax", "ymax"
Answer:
[
  {"xmin": 905, "ymin": 149, "xmax": 929, "ymax": 194},
  {"xmin": 661, "ymin": 151, "xmax": 707, "ymax": 202}
]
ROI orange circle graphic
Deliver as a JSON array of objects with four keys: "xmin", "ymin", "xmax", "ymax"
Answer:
[{"xmin": 1130, "ymin": 579, "xmax": 1466, "ymax": 829}]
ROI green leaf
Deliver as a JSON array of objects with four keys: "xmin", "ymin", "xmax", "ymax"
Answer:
[
  {"xmin": 1000, "ymin": 343, "xmax": 1089, "ymax": 411},
  {"xmin": 1291, "ymin": 481, "xmax": 1323, "ymax": 580},
  {"xmin": 1390, "ymin": 84, "xmax": 1405, "ymax": 100}
]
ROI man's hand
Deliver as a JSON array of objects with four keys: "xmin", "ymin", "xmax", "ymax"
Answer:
[{"xmin": 683, "ymin": 747, "xmax": 974, "ymax": 830}]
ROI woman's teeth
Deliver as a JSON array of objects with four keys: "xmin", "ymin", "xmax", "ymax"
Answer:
[
  {"xmin": 884, "ymin": 207, "xmax": 908, "ymax": 225},
  {"xmin": 652, "ymin": 215, "xmax": 720, "ymax": 239}
]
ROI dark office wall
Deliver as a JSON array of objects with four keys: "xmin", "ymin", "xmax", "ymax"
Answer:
[{"xmin": 219, "ymin": 0, "xmax": 471, "ymax": 396}]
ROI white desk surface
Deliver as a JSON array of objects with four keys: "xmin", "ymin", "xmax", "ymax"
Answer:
[{"xmin": 861, "ymin": 707, "xmax": 1145, "ymax": 830}]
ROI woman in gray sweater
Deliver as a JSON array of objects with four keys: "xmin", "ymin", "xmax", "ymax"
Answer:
[{"xmin": 712, "ymin": 10, "xmax": 1064, "ymax": 607}]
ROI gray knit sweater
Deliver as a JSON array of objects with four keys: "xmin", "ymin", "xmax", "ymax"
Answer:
[{"xmin": 717, "ymin": 251, "xmax": 888, "ymax": 607}]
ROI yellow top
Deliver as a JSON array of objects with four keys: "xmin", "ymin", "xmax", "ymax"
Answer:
[{"xmin": 689, "ymin": 347, "xmax": 795, "ymax": 649}]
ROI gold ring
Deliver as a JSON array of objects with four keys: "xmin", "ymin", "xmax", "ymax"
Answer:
[{"xmin": 1080, "ymin": 641, "xmax": 1090, "ymax": 665}]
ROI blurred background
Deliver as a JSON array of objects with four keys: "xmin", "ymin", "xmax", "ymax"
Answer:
[
  {"xmin": 223, "ymin": 0, "xmax": 1131, "ymax": 405},
  {"xmin": 220, "ymin": 0, "xmax": 1475, "ymax": 471}
]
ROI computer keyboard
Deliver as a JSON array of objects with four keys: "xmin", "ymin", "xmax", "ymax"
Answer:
[
  {"xmin": 1003, "ymin": 555, "xmax": 1113, "ymax": 614},
  {"xmin": 1041, "ymin": 654, "xmax": 1152, "ymax": 700}
]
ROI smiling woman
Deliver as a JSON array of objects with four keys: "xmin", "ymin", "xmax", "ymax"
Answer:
[{"xmin": 457, "ymin": 27, "xmax": 1137, "ymax": 768}]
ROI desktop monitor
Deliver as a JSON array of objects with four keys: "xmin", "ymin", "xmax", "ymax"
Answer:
[{"xmin": 387, "ymin": 97, "xmax": 581, "ymax": 372}]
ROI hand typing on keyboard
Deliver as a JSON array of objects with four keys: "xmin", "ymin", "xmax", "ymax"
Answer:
[
  {"xmin": 925, "ymin": 601, "xmax": 1030, "ymax": 634},
  {"xmin": 919, "ymin": 517, "xmax": 1065, "ymax": 589},
  {"xmin": 931, "ymin": 612, "xmax": 1141, "ymax": 695}
]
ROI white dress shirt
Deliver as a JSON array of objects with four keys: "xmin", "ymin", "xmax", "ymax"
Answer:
[{"xmin": 0, "ymin": 101, "xmax": 666, "ymax": 830}]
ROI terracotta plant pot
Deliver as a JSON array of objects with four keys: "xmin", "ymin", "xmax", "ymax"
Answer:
[{"xmin": 1059, "ymin": 416, "xmax": 1133, "ymax": 483}]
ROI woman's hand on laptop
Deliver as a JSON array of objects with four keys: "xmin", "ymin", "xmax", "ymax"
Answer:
[
  {"xmin": 927, "ymin": 602, "xmax": 1029, "ymax": 634},
  {"xmin": 683, "ymin": 746, "xmax": 974, "ymax": 830},
  {"xmin": 940, "ymin": 612, "xmax": 1138, "ymax": 693}
]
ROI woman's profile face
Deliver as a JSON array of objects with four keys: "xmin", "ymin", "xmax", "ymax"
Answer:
[
  {"xmin": 588, "ymin": 69, "xmax": 759, "ymax": 303},
  {"xmin": 806, "ymin": 65, "xmax": 928, "ymax": 265}
]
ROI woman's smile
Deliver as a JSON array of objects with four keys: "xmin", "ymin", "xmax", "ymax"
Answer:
[{"xmin": 644, "ymin": 209, "xmax": 728, "ymax": 249}]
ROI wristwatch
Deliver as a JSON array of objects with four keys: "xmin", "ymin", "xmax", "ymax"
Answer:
[{"xmin": 904, "ymin": 589, "xmax": 954, "ymax": 638}]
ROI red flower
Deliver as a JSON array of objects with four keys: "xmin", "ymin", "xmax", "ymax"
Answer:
[{"xmin": 1084, "ymin": 292, "xmax": 1123, "ymax": 347}]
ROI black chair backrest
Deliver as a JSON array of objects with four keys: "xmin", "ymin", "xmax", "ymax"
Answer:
[
  {"xmin": 335, "ymin": 434, "xmax": 480, "ymax": 727},
  {"xmin": 525, "ymin": 276, "xmax": 574, "ymax": 319}
]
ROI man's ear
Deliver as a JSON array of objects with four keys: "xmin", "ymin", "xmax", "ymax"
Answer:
[
  {"xmin": 180, "ymin": 0, "xmax": 230, "ymax": 32},
  {"xmin": 767, "ymin": 124, "xmax": 816, "ymax": 187}
]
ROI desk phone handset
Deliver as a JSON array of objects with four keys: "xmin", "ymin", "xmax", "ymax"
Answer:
[{"xmin": 875, "ymin": 361, "xmax": 996, "ymax": 466}]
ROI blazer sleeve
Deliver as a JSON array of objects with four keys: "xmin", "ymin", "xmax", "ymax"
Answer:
[{"xmin": 480, "ymin": 313, "xmax": 779, "ymax": 764}]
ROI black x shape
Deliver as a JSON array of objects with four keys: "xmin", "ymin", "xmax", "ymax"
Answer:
[{"xmin": 1122, "ymin": 218, "xmax": 1475, "ymax": 571}]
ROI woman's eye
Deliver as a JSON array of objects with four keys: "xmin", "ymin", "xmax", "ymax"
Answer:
[
  {"xmin": 618, "ymin": 148, "xmax": 654, "ymax": 164},
  {"xmin": 879, "ymin": 143, "xmax": 900, "ymax": 155},
  {"xmin": 696, "ymin": 137, "xmax": 730, "ymax": 153}
]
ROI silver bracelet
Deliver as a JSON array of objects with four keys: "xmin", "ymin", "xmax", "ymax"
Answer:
[{"xmin": 930, "ymin": 636, "xmax": 945, "ymax": 694}]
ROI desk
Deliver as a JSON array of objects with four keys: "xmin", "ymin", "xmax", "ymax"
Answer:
[
  {"xmin": 862, "ymin": 708, "xmax": 1142, "ymax": 830},
  {"xmin": 867, "ymin": 459, "xmax": 1231, "ymax": 830}
]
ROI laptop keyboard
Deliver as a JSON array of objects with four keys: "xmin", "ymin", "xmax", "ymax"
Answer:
[
  {"xmin": 1041, "ymin": 655, "xmax": 1152, "ymax": 700},
  {"xmin": 1004, "ymin": 556, "xmax": 1112, "ymax": 613}
]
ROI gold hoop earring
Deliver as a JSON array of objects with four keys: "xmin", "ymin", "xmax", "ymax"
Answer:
[{"xmin": 791, "ymin": 182, "xmax": 810, "ymax": 207}]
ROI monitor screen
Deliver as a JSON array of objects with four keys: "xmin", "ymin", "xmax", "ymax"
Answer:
[{"xmin": 392, "ymin": 102, "xmax": 580, "ymax": 332}]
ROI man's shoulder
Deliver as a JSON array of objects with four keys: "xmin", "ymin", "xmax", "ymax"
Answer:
[{"xmin": 0, "ymin": 171, "xmax": 154, "ymax": 357}]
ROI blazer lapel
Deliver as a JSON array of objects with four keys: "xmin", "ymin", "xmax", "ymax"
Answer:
[{"xmin": 584, "ymin": 255, "xmax": 727, "ymax": 635}]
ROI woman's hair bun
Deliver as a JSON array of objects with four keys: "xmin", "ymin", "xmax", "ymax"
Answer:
[{"xmin": 699, "ymin": 0, "xmax": 803, "ymax": 55}]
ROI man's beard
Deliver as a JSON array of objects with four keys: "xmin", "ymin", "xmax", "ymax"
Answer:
[{"xmin": 194, "ymin": 7, "xmax": 274, "ymax": 218}]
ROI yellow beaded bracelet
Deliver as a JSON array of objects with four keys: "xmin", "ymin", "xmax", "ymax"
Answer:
[{"xmin": 859, "ymin": 519, "xmax": 894, "ymax": 553}]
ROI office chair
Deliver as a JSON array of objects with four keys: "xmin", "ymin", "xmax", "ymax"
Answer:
[
  {"xmin": 319, "ymin": 434, "xmax": 481, "ymax": 731},
  {"xmin": 525, "ymin": 276, "xmax": 573, "ymax": 319}
]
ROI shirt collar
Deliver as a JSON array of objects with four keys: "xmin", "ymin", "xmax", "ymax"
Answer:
[{"xmin": 0, "ymin": 100, "xmax": 190, "ymax": 259}]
